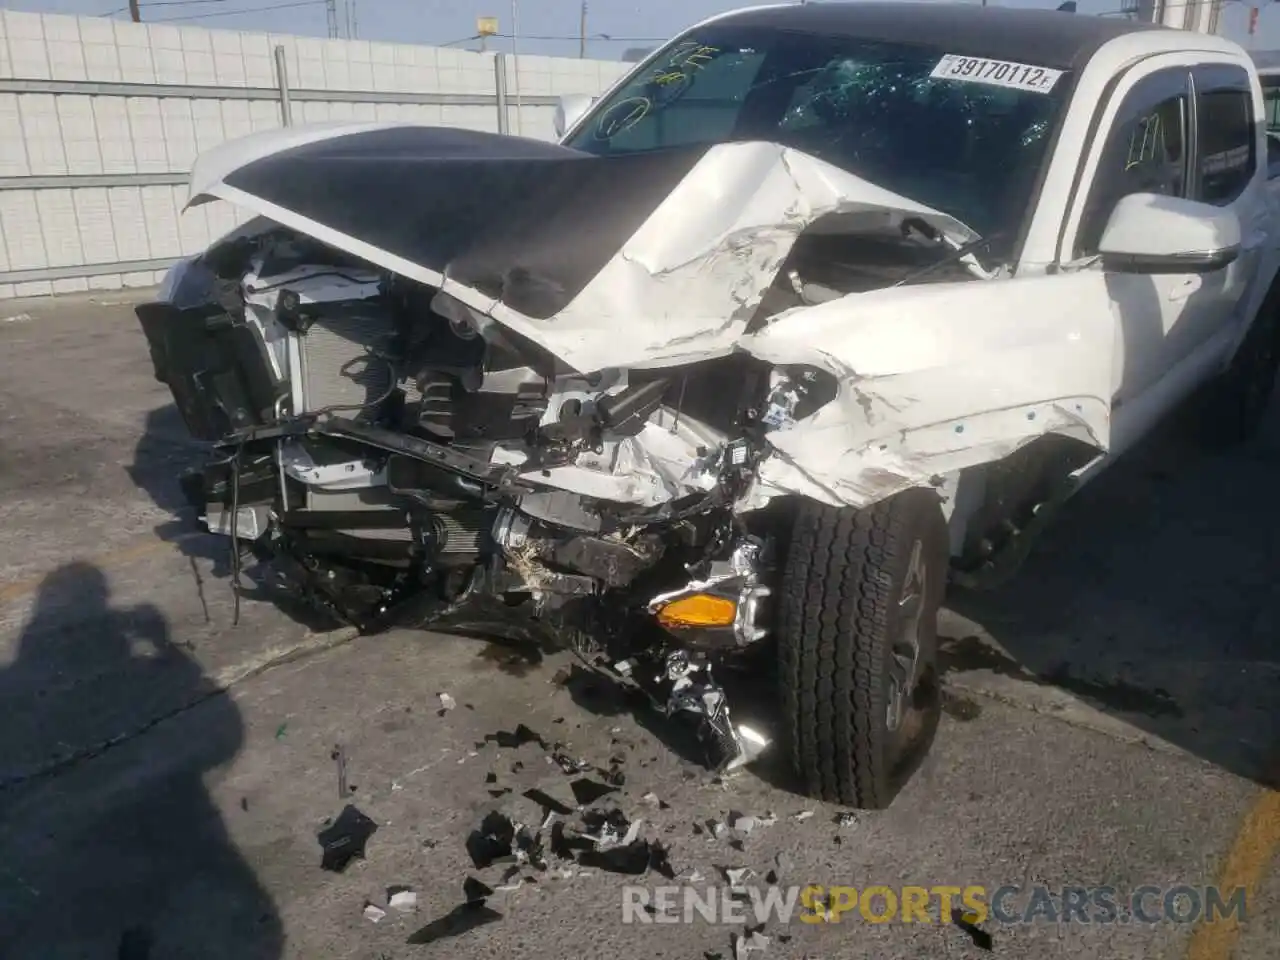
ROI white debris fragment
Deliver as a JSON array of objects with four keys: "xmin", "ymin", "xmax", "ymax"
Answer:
[
  {"xmin": 725, "ymin": 868, "xmax": 755, "ymax": 893},
  {"xmin": 641, "ymin": 792, "xmax": 660, "ymax": 805},
  {"xmin": 1, "ymin": 313, "xmax": 32, "ymax": 324},
  {"xmin": 621, "ymin": 819, "xmax": 644, "ymax": 846},
  {"xmin": 834, "ymin": 812, "xmax": 860, "ymax": 828},
  {"xmin": 438, "ymin": 692, "xmax": 457, "ymax": 711},
  {"xmin": 712, "ymin": 821, "xmax": 730, "ymax": 840},
  {"xmin": 363, "ymin": 903, "xmax": 387, "ymax": 923},
  {"xmin": 389, "ymin": 890, "xmax": 417, "ymax": 912},
  {"xmin": 733, "ymin": 929, "xmax": 771, "ymax": 960},
  {"xmin": 758, "ymin": 812, "xmax": 778, "ymax": 827},
  {"xmin": 792, "ymin": 810, "xmax": 815, "ymax": 822}
]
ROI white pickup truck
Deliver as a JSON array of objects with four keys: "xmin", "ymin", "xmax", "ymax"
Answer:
[{"xmin": 140, "ymin": 2, "xmax": 1280, "ymax": 809}]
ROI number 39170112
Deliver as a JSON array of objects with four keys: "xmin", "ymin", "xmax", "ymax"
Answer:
[{"xmin": 929, "ymin": 54, "xmax": 1065, "ymax": 94}]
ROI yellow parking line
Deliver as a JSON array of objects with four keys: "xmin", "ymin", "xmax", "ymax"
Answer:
[
  {"xmin": 1185, "ymin": 785, "xmax": 1280, "ymax": 960},
  {"xmin": 0, "ymin": 531, "xmax": 204, "ymax": 606}
]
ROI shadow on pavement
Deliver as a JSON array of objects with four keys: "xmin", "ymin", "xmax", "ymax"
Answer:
[
  {"xmin": 944, "ymin": 407, "xmax": 1280, "ymax": 790},
  {"xmin": 0, "ymin": 562, "xmax": 283, "ymax": 959}
]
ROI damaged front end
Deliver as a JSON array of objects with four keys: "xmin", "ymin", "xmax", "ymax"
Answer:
[
  {"xmin": 137, "ymin": 214, "xmax": 811, "ymax": 769},
  {"xmin": 139, "ymin": 124, "xmax": 1114, "ymax": 775}
]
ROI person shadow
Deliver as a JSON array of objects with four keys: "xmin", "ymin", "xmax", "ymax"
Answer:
[{"xmin": 0, "ymin": 562, "xmax": 284, "ymax": 959}]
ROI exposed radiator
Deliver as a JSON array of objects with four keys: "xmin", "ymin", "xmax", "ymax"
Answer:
[{"xmin": 297, "ymin": 303, "xmax": 398, "ymax": 413}]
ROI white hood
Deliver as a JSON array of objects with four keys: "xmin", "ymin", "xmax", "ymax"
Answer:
[{"xmin": 187, "ymin": 123, "xmax": 982, "ymax": 373}]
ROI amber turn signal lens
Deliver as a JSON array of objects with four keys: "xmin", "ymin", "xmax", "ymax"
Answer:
[{"xmin": 655, "ymin": 594, "xmax": 737, "ymax": 628}]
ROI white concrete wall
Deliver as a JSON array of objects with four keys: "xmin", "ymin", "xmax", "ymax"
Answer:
[{"xmin": 0, "ymin": 10, "xmax": 634, "ymax": 298}]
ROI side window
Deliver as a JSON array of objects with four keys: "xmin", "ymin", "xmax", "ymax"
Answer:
[
  {"xmin": 1193, "ymin": 65, "xmax": 1255, "ymax": 204},
  {"xmin": 1075, "ymin": 69, "xmax": 1189, "ymax": 258}
]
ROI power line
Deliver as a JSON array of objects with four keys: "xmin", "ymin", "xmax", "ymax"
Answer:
[{"xmin": 147, "ymin": 0, "xmax": 326, "ymax": 20}]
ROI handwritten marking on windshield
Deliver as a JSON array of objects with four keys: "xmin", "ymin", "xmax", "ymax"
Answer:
[
  {"xmin": 593, "ymin": 96, "xmax": 651, "ymax": 140},
  {"xmin": 1125, "ymin": 111, "xmax": 1167, "ymax": 170},
  {"xmin": 930, "ymin": 54, "xmax": 1064, "ymax": 94}
]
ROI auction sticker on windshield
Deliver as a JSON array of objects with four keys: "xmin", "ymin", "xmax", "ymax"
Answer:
[{"xmin": 930, "ymin": 54, "xmax": 1064, "ymax": 93}]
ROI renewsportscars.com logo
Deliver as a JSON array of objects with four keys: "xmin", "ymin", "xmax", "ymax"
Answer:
[{"xmin": 620, "ymin": 884, "xmax": 1248, "ymax": 926}]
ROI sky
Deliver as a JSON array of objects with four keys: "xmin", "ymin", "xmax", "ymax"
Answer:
[{"xmin": 4, "ymin": 0, "xmax": 1280, "ymax": 61}]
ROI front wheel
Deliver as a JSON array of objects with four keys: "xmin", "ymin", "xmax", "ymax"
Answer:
[{"xmin": 776, "ymin": 489, "xmax": 948, "ymax": 809}]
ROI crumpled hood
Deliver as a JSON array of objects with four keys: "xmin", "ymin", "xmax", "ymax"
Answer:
[{"xmin": 189, "ymin": 122, "xmax": 981, "ymax": 372}]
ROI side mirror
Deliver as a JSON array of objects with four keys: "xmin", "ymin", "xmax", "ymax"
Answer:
[
  {"xmin": 1098, "ymin": 192, "xmax": 1241, "ymax": 274},
  {"xmin": 554, "ymin": 94, "xmax": 595, "ymax": 139}
]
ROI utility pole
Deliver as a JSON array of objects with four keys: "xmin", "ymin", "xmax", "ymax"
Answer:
[
  {"xmin": 325, "ymin": 0, "xmax": 339, "ymax": 38},
  {"xmin": 128, "ymin": 0, "xmax": 141, "ymax": 21},
  {"xmin": 579, "ymin": 1, "xmax": 587, "ymax": 58}
]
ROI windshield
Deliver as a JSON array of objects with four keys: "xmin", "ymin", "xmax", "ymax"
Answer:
[{"xmin": 563, "ymin": 25, "xmax": 1071, "ymax": 258}]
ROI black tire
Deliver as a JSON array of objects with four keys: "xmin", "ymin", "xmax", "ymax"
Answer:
[
  {"xmin": 1199, "ymin": 289, "xmax": 1280, "ymax": 447},
  {"xmin": 777, "ymin": 488, "xmax": 948, "ymax": 809}
]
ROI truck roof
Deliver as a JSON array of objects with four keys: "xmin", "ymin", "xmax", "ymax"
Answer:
[{"xmin": 709, "ymin": 2, "xmax": 1165, "ymax": 71}]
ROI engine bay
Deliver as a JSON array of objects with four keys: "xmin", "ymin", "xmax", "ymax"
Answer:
[{"xmin": 136, "ymin": 217, "xmax": 976, "ymax": 772}]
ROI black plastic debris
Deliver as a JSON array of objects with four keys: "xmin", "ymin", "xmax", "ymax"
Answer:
[
  {"xmin": 570, "ymin": 777, "xmax": 617, "ymax": 807},
  {"xmin": 950, "ymin": 907, "xmax": 994, "ymax": 951},
  {"xmin": 524, "ymin": 787, "xmax": 575, "ymax": 817},
  {"xmin": 406, "ymin": 902, "xmax": 502, "ymax": 946},
  {"xmin": 511, "ymin": 761, "xmax": 524, "ymax": 773},
  {"xmin": 551, "ymin": 749, "xmax": 591, "ymax": 775},
  {"xmin": 488, "ymin": 788, "xmax": 512, "ymax": 798},
  {"xmin": 466, "ymin": 811, "xmax": 518, "ymax": 869},
  {"xmin": 485, "ymin": 772, "xmax": 498, "ymax": 784},
  {"xmin": 484, "ymin": 724, "xmax": 548, "ymax": 749},
  {"xmin": 577, "ymin": 840, "xmax": 652, "ymax": 875},
  {"xmin": 240, "ymin": 797, "xmax": 249, "ymax": 812},
  {"xmin": 549, "ymin": 820, "xmax": 593, "ymax": 860},
  {"xmin": 318, "ymin": 804, "xmax": 378, "ymax": 872},
  {"xmin": 117, "ymin": 926, "xmax": 152, "ymax": 960},
  {"xmin": 581, "ymin": 808, "xmax": 631, "ymax": 843},
  {"xmin": 463, "ymin": 876, "xmax": 494, "ymax": 903}
]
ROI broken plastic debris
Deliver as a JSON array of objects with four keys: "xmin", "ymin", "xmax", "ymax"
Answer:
[
  {"xmin": 274, "ymin": 723, "xmax": 287, "ymax": 740},
  {"xmin": 834, "ymin": 812, "xmax": 860, "ymax": 828},
  {"xmin": 331, "ymin": 744, "xmax": 349, "ymax": 799},
  {"xmin": 318, "ymin": 804, "xmax": 378, "ymax": 872},
  {"xmin": 406, "ymin": 902, "xmax": 502, "ymax": 945},
  {"xmin": 581, "ymin": 808, "xmax": 632, "ymax": 847},
  {"xmin": 732, "ymin": 927, "xmax": 770, "ymax": 960},
  {"xmin": 466, "ymin": 811, "xmax": 518, "ymax": 869},
  {"xmin": 438, "ymin": 692, "xmax": 457, "ymax": 712},
  {"xmin": 363, "ymin": 902, "xmax": 387, "ymax": 923},
  {"xmin": 388, "ymin": 886, "xmax": 418, "ymax": 912},
  {"xmin": 552, "ymin": 750, "xmax": 592, "ymax": 775},
  {"xmin": 723, "ymin": 867, "xmax": 755, "ymax": 893},
  {"xmin": 570, "ymin": 777, "xmax": 617, "ymax": 807},
  {"xmin": 577, "ymin": 839, "xmax": 671, "ymax": 876},
  {"xmin": 792, "ymin": 810, "xmax": 815, "ymax": 822}
]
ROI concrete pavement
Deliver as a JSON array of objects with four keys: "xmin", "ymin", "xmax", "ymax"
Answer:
[{"xmin": 0, "ymin": 292, "xmax": 1276, "ymax": 960}]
